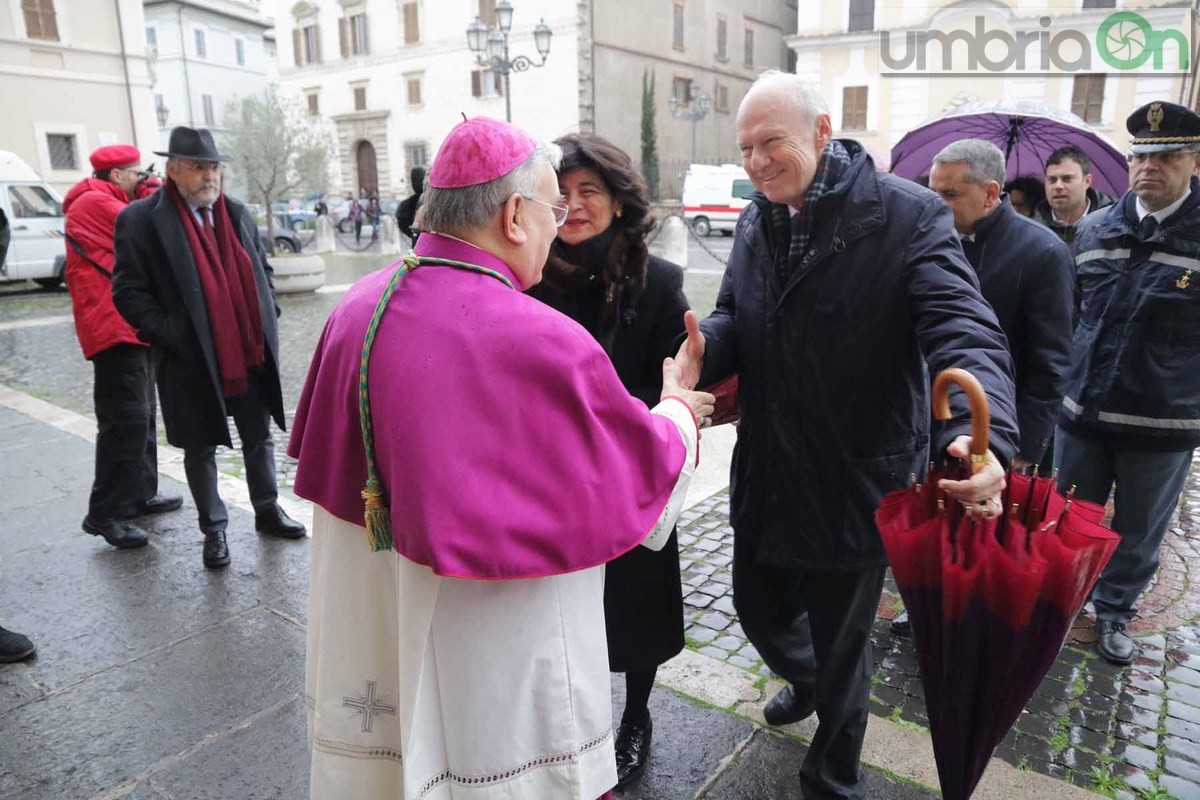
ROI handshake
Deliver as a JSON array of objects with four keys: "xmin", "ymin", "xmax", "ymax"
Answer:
[{"xmin": 661, "ymin": 311, "xmax": 716, "ymax": 428}]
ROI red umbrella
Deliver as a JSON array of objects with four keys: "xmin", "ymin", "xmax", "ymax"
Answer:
[{"xmin": 876, "ymin": 368, "xmax": 1119, "ymax": 800}]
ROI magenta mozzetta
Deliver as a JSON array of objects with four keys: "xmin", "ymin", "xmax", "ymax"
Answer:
[{"xmin": 287, "ymin": 233, "xmax": 688, "ymax": 579}]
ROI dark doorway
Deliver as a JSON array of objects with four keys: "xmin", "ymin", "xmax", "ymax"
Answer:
[{"xmin": 355, "ymin": 139, "xmax": 378, "ymax": 196}]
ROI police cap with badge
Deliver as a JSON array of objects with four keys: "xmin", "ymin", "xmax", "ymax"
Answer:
[{"xmin": 1127, "ymin": 101, "xmax": 1200, "ymax": 154}]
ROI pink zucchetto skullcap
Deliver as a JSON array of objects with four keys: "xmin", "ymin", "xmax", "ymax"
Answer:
[{"xmin": 427, "ymin": 116, "xmax": 537, "ymax": 189}]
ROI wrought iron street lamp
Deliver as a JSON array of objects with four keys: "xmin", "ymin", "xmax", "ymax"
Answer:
[
  {"xmin": 669, "ymin": 83, "xmax": 712, "ymax": 164},
  {"xmin": 156, "ymin": 98, "xmax": 170, "ymax": 129},
  {"xmin": 465, "ymin": 2, "xmax": 552, "ymax": 122}
]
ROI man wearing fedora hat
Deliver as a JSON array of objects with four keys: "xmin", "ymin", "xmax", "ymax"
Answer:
[
  {"xmin": 64, "ymin": 144, "xmax": 182, "ymax": 550},
  {"xmin": 113, "ymin": 126, "xmax": 306, "ymax": 570},
  {"xmin": 1057, "ymin": 101, "xmax": 1200, "ymax": 665}
]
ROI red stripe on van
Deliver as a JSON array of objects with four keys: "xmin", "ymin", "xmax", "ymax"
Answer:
[{"xmin": 683, "ymin": 205, "xmax": 742, "ymax": 214}]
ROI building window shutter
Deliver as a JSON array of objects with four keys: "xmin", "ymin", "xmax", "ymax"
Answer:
[
  {"xmin": 841, "ymin": 86, "xmax": 868, "ymax": 130},
  {"xmin": 404, "ymin": 4, "xmax": 420, "ymax": 44},
  {"xmin": 847, "ymin": 0, "xmax": 874, "ymax": 32},
  {"xmin": 1071, "ymin": 75, "xmax": 1105, "ymax": 123},
  {"xmin": 339, "ymin": 17, "xmax": 350, "ymax": 58},
  {"xmin": 478, "ymin": 0, "xmax": 495, "ymax": 27},
  {"xmin": 293, "ymin": 28, "xmax": 303, "ymax": 66},
  {"xmin": 22, "ymin": 0, "xmax": 59, "ymax": 42}
]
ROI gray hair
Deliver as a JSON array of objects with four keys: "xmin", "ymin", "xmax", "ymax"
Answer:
[
  {"xmin": 932, "ymin": 139, "xmax": 1006, "ymax": 187},
  {"xmin": 745, "ymin": 69, "xmax": 829, "ymax": 124},
  {"xmin": 419, "ymin": 139, "xmax": 563, "ymax": 232}
]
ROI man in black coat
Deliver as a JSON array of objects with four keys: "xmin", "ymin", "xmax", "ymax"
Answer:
[
  {"xmin": 674, "ymin": 72, "xmax": 1018, "ymax": 799},
  {"xmin": 1032, "ymin": 145, "xmax": 1114, "ymax": 245},
  {"xmin": 112, "ymin": 127, "xmax": 306, "ymax": 569},
  {"xmin": 395, "ymin": 166, "xmax": 425, "ymax": 244},
  {"xmin": 929, "ymin": 139, "xmax": 1074, "ymax": 468}
]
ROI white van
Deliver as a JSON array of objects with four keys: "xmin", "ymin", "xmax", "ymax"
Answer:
[
  {"xmin": 681, "ymin": 164, "xmax": 756, "ymax": 237},
  {"xmin": 0, "ymin": 150, "xmax": 66, "ymax": 288}
]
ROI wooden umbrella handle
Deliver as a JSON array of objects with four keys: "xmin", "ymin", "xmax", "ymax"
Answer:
[{"xmin": 931, "ymin": 367, "xmax": 990, "ymax": 474}]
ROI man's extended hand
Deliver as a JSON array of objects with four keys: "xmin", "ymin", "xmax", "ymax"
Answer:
[
  {"xmin": 673, "ymin": 310, "xmax": 706, "ymax": 391},
  {"xmin": 662, "ymin": 357, "xmax": 715, "ymax": 427},
  {"xmin": 937, "ymin": 435, "xmax": 1007, "ymax": 519}
]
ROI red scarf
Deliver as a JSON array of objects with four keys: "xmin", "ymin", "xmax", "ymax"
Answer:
[{"xmin": 166, "ymin": 178, "xmax": 265, "ymax": 398}]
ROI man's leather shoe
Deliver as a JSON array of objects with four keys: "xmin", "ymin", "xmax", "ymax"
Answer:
[
  {"xmin": 255, "ymin": 504, "xmax": 306, "ymax": 539},
  {"xmin": 0, "ymin": 626, "xmax": 35, "ymax": 663},
  {"xmin": 203, "ymin": 531, "xmax": 231, "ymax": 569},
  {"xmin": 763, "ymin": 684, "xmax": 816, "ymax": 726},
  {"xmin": 135, "ymin": 493, "xmax": 183, "ymax": 516},
  {"xmin": 891, "ymin": 610, "xmax": 911, "ymax": 636},
  {"xmin": 614, "ymin": 715, "xmax": 652, "ymax": 788},
  {"xmin": 1096, "ymin": 619, "xmax": 1136, "ymax": 665},
  {"xmin": 82, "ymin": 516, "xmax": 149, "ymax": 549}
]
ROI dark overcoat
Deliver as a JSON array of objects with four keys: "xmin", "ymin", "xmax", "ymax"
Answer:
[
  {"xmin": 965, "ymin": 196, "xmax": 1074, "ymax": 463},
  {"xmin": 112, "ymin": 189, "xmax": 285, "ymax": 450},
  {"xmin": 698, "ymin": 140, "xmax": 1019, "ymax": 571}
]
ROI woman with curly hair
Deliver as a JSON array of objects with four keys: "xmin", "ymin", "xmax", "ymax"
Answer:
[{"xmin": 527, "ymin": 133, "xmax": 690, "ymax": 789}]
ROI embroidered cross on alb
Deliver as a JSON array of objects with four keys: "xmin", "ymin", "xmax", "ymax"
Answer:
[{"xmin": 343, "ymin": 680, "xmax": 397, "ymax": 733}]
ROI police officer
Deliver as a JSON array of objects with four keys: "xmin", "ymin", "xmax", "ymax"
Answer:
[{"xmin": 1057, "ymin": 101, "xmax": 1200, "ymax": 665}]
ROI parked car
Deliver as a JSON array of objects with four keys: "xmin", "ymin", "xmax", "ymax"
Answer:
[
  {"xmin": 271, "ymin": 201, "xmax": 317, "ymax": 231},
  {"xmin": 0, "ymin": 150, "xmax": 67, "ymax": 288},
  {"xmin": 258, "ymin": 225, "xmax": 302, "ymax": 254}
]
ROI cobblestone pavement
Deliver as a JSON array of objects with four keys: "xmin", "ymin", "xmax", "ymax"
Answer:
[{"xmin": 677, "ymin": 467, "xmax": 1200, "ymax": 800}]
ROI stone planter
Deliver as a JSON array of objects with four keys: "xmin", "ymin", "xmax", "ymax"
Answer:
[{"xmin": 272, "ymin": 254, "xmax": 325, "ymax": 294}]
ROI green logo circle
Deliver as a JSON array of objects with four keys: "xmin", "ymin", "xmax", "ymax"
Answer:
[{"xmin": 1098, "ymin": 12, "xmax": 1153, "ymax": 69}]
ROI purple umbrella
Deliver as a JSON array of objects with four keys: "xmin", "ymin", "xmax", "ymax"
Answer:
[{"xmin": 890, "ymin": 99, "xmax": 1128, "ymax": 197}]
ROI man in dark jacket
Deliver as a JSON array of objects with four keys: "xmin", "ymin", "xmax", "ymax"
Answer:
[
  {"xmin": 113, "ymin": 127, "xmax": 306, "ymax": 570},
  {"xmin": 929, "ymin": 139, "xmax": 1074, "ymax": 468},
  {"xmin": 1058, "ymin": 102, "xmax": 1200, "ymax": 666},
  {"xmin": 674, "ymin": 72, "xmax": 1018, "ymax": 799},
  {"xmin": 64, "ymin": 144, "xmax": 181, "ymax": 550},
  {"xmin": 1032, "ymin": 145, "xmax": 1113, "ymax": 244},
  {"xmin": 395, "ymin": 166, "xmax": 425, "ymax": 243}
]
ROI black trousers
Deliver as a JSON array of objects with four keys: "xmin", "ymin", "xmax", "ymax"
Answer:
[
  {"xmin": 733, "ymin": 533, "xmax": 886, "ymax": 800},
  {"xmin": 183, "ymin": 376, "xmax": 278, "ymax": 534},
  {"xmin": 88, "ymin": 344, "xmax": 158, "ymax": 520}
]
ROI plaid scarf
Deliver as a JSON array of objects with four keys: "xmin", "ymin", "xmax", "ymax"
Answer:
[{"xmin": 770, "ymin": 140, "xmax": 852, "ymax": 282}]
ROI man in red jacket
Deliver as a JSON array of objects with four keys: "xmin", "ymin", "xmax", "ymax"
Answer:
[{"xmin": 64, "ymin": 144, "xmax": 181, "ymax": 549}]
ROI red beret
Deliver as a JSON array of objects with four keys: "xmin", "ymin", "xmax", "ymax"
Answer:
[{"xmin": 89, "ymin": 144, "xmax": 141, "ymax": 172}]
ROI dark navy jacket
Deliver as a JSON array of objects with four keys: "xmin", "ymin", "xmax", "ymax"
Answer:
[
  {"xmin": 1060, "ymin": 178, "xmax": 1200, "ymax": 452},
  {"xmin": 965, "ymin": 197, "xmax": 1074, "ymax": 463},
  {"xmin": 699, "ymin": 141, "xmax": 1018, "ymax": 570}
]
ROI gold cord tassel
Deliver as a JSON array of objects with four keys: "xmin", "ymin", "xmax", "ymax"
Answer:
[{"xmin": 361, "ymin": 478, "xmax": 394, "ymax": 552}]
